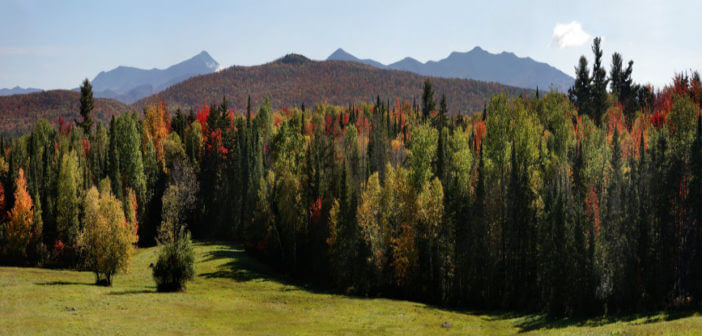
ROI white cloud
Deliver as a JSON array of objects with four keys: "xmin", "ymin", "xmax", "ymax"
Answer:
[{"xmin": 552, "ymin": 21, "xmax": 592, "ymax": 48}]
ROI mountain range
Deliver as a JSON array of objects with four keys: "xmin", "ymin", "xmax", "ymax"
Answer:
[
  {"xmin": 0, "ymin": 86, "xmax": 43, "ymax": 96},
  {"xmin": 327, "ymin": 47, "xmax": 573, "ymax": 92},
  {"xmin": 132, "ymin": 53, "xmax": 526, "ymax": 115},
  {"xmin": 0, "ymin": 50, "xmax": 545, "ymax": 134},
  {"xmin": 90, "ymin": 51, "xmax": 220, "ymax": 103}
]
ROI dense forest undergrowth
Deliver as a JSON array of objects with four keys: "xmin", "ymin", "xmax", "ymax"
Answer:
[{"xmin": 2, "ymin": 38, "xmax": 702, "ymax": 318}]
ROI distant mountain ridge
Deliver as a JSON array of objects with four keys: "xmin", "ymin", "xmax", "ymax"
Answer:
[
  {"xmin": 0, "ymin": 86, "xmax": 43, "ymax": 96},
  {"xmin": 327, "ymin": 47, "xmax": 573, "ymax": 92},
  {"xmin": 132, "ymin": 53, "xmax": 528, "ymax": 115},
  {"xmin": 90, "ymin": 51, "xmax": 219, "ymax": 103}
]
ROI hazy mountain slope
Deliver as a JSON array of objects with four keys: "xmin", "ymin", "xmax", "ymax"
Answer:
[
  {"xmin": 91, "ymin": 51, "xmax": 219, "ymax": 103},
  {"xmin": 0, "ymin": 86, "xmax": 43, "ymax": 96},
  {"xmin": 327, "ymin": 47, "xmax": 573, "ymax": 92}
]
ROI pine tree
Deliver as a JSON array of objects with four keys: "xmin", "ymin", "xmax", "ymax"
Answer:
[
  {"xmin": 591, "ymin": 37, "xmax": 609, "ymax": 125},
  {"xmin": 543, "ymin": 166, "xmax": 568, "ymax": 316},
  {"xmin": 77, "ymin": 79, "xmax": 94, "ymax": 133},
  {"xmin": 421, "ymin": 79, "xmax": 436, "ymax": 121},
  {"xmin": 569, "ymin": 56, "xmax": 591, "ymax": 117},
  {"xmin": 468, "ymin": 148, "xmax": 487, "ymax": 305},
  {"xmin": 689, "ymin": 116, "xmax": 702, "ymax": 300}
]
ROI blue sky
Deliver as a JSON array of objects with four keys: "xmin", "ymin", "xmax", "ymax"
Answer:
[{"xmin": 1, "ymin": 0, "xmax": 700, "ymax": 90}]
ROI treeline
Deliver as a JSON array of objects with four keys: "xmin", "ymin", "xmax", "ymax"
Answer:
[{"xmin": 2, "ymin": 39, "xmax": 702, "ymax": 315}]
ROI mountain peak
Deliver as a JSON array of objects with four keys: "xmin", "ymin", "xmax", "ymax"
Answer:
[
  {"xmin": 400, "ymin": 56, "xmax": 419, "ymax": 62},
  {"xmin": 193, "ymin": 50, "xmax": 214, "ymax": 61},
  {"xmin": 277, "ymin": 54, "xmax": 311, "ymax": 65},
  {"xmin": 328, "ymin": 48, "xmax": 358, "ymax": 61},
  {"xmin": 89, "ymin": 51, "xmax": 220, "ymax": 103},
  {"xmin": 331, "ymin": 48, "xmax": 348, "ymax": 55},
  {"xmin": 187, "ymin": 51, "xmax": 218, "ymax": 70}
]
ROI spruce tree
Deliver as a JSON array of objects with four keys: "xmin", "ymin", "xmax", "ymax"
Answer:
[
  {"xmin": 591, "ymin": 37, "xmax": 609, "ymax": 125},
  {"xmin": 569, "ymin": 56, "xmax": 591, "ymax": 117},
  {"xmin": 77, "ymin": 79, "xmax": 94, "ymax": 133},
  {"xmin": 421, "ymin": 79, "xmax": 436, "ymax": 121},
  {"xmin": 690, "ymin": 116, "xmax": 702, "ymax": 300}
]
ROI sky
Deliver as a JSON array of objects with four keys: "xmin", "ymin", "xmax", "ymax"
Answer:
[{"xmin": 1, "ymin": 0, "xmax": 700, "ymax": 90}]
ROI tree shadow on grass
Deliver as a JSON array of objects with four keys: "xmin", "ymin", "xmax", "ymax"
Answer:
[
  {"xmin": 197, "ymin": 242, "xmax": 330, "ymax": 295},
  {"xmin": 198, "ymin": 245, "xmax": 280, "ymax": 283},
  {"xmin": 491, "ymin": 310, "xmax": 700, "ymax": 333},
  {"xmin": 35, "ymin": 281, "xmax": 92, "ymax": 286},
  {"xmin": 108, "ymin": 289, "xmax": 157, "ymax": 295}
]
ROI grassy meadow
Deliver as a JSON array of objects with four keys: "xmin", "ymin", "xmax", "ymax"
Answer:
[{"xmin": 1, "ymin": 242, "xmax": 701, "ymax": 335}]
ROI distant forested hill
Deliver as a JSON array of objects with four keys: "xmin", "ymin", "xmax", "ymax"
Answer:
[
  {"xmin": 133, "ymin": 54, "xmax": 528, "ymax": 114},
  {"xmin": 0, "ymin": 90, "xmax": 126, "ymax": 135}
]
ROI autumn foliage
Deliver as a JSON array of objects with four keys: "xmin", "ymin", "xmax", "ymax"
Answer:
[{"xmin": 3, "ymin": 169, "xmax": 35, "ymax": 258}]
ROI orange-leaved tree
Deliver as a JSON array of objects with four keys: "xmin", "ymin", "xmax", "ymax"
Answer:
[{"xmin": 4, "ymin": 169, "xmax": 34, "ymax": 258}]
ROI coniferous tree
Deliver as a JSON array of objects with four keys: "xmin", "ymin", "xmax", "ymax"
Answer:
[
  {"xmin": 569, "ymin": 56, "xmax": 591, "ymax": 117},
  {"xmin": 591, "ymin": 37, "xmax": 609, "ymax": 125},
  {"xmin": 77, "ymin": 79, "xmax": 94, "ymax": 133},
  {"xmin": 421, "ymin": 80, "xmax": 436, "ymax": 121},
  {"xmin": 690, "ymin": 116, "xmax": 702, "ymax": 300}
]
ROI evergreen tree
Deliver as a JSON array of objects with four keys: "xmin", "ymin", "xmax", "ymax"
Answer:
[
  {"xmin": 421, "ymin": 79, "xmax": 436, "ymax": 121},
  {"xmin": 77, "ymin": 79, "xmax": 94, "ymax": 133},
  {"xmin": 690, "ymin": 116, "xmax": 702, "ymax": 300},
  {"xmin": 569, "ymin": 56, "xmax": 591, "ymax": 117},
  {"xmin": 590, "ymin": 37, "xmax": 609, "ymax": 125}
]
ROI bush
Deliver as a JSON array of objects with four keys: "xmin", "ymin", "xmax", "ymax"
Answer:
[{"xmin": 153, "ymin": 233, "xmax": 195, "ymax": 292}]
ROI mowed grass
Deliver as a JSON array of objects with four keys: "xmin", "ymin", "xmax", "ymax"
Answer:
[{"xmin": 0, "ymin": 242, "xmax": 700, "ymax": 336}]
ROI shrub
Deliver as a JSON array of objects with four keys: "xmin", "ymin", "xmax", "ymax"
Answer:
[{"xmin": 153, "ymin": 233, "xmax": 195, "ymax": 292}]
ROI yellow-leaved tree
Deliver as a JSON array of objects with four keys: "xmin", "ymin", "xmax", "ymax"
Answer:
[{"xmin": 78, "ymin": 186, "xmax": 134, "ymax": 286}]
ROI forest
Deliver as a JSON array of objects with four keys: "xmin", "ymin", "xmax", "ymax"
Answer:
[{"xmin": 1, "ymin": 37, "xmax": 702, "ymax": 317}]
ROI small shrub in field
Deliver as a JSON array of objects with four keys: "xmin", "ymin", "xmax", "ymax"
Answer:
[{"xmin": 153, "ymin": 233, "xmax": 195, "ymax": 292}]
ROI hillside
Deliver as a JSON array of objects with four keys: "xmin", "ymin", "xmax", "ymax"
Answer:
[
  {"xmin": 133, "ymin": 54, "xmax": 527, "ymax": 114},
  {"xmin": 2, "ymin": 242, "xmax": 699, "ymax": 335},
  {"xmin": 0, "ymin": 90, "xmax": 126, "ymax": 135},
  {"xmin": 327, "ymin": 47, "xmax": 574, "ymax": 92}
]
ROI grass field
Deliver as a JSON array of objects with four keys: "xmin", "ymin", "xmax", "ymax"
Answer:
[{"xmin": 1, "ymin": 242, "xmax": 701, "ymax": 335}]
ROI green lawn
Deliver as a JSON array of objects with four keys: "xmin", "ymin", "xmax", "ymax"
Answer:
[{"xmin": 1, "ymin": 242, "xmax": 701, "ymax": 335}]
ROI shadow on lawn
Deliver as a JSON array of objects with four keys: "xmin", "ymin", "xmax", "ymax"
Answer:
[
  {"xmin": 35, "ymin": 281, "xmax": 92, "ymax": 286},
  {"xmin": 484, "ymin": 309, "xmax": 699, "ymax": 333},
  {"xmin": 197, "ymin": 242, "xmax": 327, "ymax": 295},
  {"xmin": 198, "ymin": 245, "xmax": 280, "ymax": 283},
  {"xmin": 108, "ymin": 289, "xmax": 157, "ymax": 295}
]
